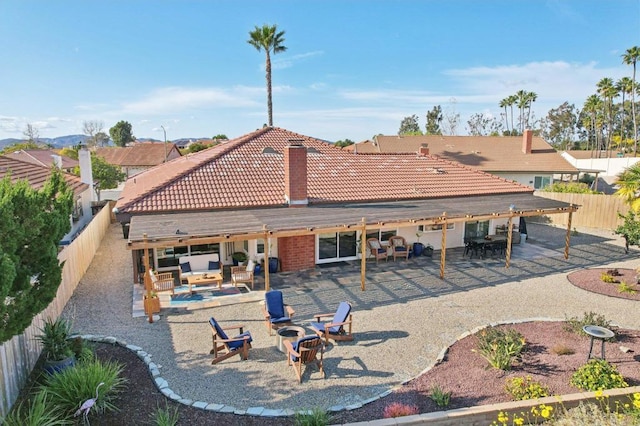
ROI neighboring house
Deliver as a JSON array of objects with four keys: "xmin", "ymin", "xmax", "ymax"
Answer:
[
  {"xmin": 114, "ymin": 127, "xmax": 576, "ymax": 281},
  {"xmin": 5, "ymin": 149, "xmax": 78, "ymax": 172},
  {"xmin": 345, "ymin": 131, "xmax": 579, "ymax": 190},
  {"xmin": 0, "ymin": 150, "xmax": 93, "ymax": 245},
  {"xmin": 95, "ymin": 142, "xmax": 181, "ymax": 177},
  {"xmin": 562, "ymin": 150, "xmax": 640, "ymax": 178}
]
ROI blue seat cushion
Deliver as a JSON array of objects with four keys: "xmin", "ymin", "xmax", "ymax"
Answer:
[
  {"xmin": 376, "ymin": 248, "xmax": 387, "ymax": 254},
  {"xmin": 395, "ymin": 246, "xmax": 407, "ymax": 252},
  {"xmin": 265, "ymin": 291, "xmax": 286, "ymax": 319},
  {"xmin": 270, "ymin": 316, "xmax": 292, "ymax": 324},
  {"xmin": 208, "ymin": 260, "xmax": 219, "ymax": 270},
  {"xmin": 290, "ymin": 336, "xmax": 320, "ymax": 362},
  {"xmin": 180, "ymin": 262, "xmax": 192, "ymax": 273},
  {"xmin": 209, "ymin": 317, "xmax": 228, "ymax": 340},
  {"xmin": 227, "ymin": 331, "xmax": 252, "ymax": 350},
  {"xmin": 310, "ymin": 321, "xmax": 340, "ymax": 335}
]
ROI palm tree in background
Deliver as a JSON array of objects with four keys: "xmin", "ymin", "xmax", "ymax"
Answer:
[
  {"xmin": 525, "ymin": 91, "xmax": 538, "ymax": 129},
  {"xmin": 247, "ymin": 24, "xmax": 287, "ymax": 127},
  {"xmin": 617, "ymin": 76, "xmax": 634, "ymax": 144},
  {"xmin": 597, "ymin": 77, "xmax": 617, "ymax": 155},
  {"xmin": 508, "ymin": 94, "xmax": 518, "ymax": 135},
  {"xmin": 622, "ymin": 46, "xmax": 640, "ymax": 156},
  {"xmin": 583, "ymin": 94, "xmax": 603, "ymax": 152},
  {"xmin": 499, "ymin": 97, "xmax": 510, "ymax": 134}
]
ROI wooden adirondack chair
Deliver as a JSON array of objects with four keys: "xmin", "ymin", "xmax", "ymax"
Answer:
[
  {"xmin": 209, "ymin": 317, "xmax": 252, "ymax": 365},
  {"xmin": 283, "ymin": 335, "xmax": 325, "ymax": 383},
  {"xmin": 310, "ymin": 301, "xmax": 354, "ymax": 345}
]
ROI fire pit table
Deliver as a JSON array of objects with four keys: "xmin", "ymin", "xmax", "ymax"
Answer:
[{"xmin": 276, "ymin": 326, "xmax": 306, "ymax": 353}]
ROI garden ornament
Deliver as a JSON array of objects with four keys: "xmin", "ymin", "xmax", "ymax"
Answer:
[{"xmin": 74, "ymin": 382, "xmax": 104, "ymax": 425}]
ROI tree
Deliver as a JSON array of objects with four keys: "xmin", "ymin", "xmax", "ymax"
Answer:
[
  {"xmin": 187, "ymin": 142, "xmax": 208, "ymax": 153},
  {"xmin": 398, "ymin": 114, "xmax": 422, "ymax": 135},
  {"xmin": 617, "ymin": 77, "xmax": 633, "ymax": 143},
  {"xmin": 441, "ymin": 99, "xmax": 460, "ymax": 136},
  {"xmin": 0, "ymin": 170, "xmax": 73, "ymax": 343},
  {"xmin": 334, "ymin": 139, "xmax": 354, "ymax": 148},
  {"xmin": 74, "ymin": 153, "xmax": 126, "ymax": 201},
  {"xmin": 23, "ymin": 123, "xmax": 40, "ymax": 143},
  {"xmin": 622, "ymin": 46, "xmax": 640, "ymax": 156},
  {"xmin": 582, "ymin": 94, "xmax": 603, "ymax": 151},
  {"xmin": 467, "ymin": 113, "xmax": 501, "ymax": 136},
  {"xmin": 615, "ymin": 210, "xmax": 640, "ymax": 253},
  {"xmin": 212, "ymin": 134, "xmax": 228, "ymax": 140},
  {"xmin": 597, "ymin": 77, "xmax": 617, "ymax": 154},
  {"xmin": 425, "ymin": 106, "xmax": 443, "ymax": 135},
  {"xmin": 499, "ymin": 97, "xmax": 511, "ymax": 134},
  {"xmin": 109, "ymin": 121, "xmax": 135, "ymax": 147},
  {"xmin": 540, "ymin": 102, "xmax": 578, "ymax": 149},
  {"xmin": 83, "ymin": 120, "xmax": 106, "ymax": 148},
  {"xmin": 615, "ymin": 162, "xmax": 640, "ymax": 212},
  {"xmin": 1, "ymin": 141, "xmax": 42, "ymax": 154},
  {"xmin": 247, "ymin": 24, "xmax": 287, "ymax": 127}
]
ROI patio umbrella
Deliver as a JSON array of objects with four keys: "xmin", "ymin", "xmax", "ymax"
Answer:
[{"xmin": 519, "ymin": 216, "xmax": 528, "ymax": 236}]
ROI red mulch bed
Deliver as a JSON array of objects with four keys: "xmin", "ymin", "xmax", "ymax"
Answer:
[
  {"xmin": 13, "ymin": 268, "xmax": 640, "ymax": 425},
  {"xmin": 567, "ymin": 268, "xmax": 640, "ymax": 301}
]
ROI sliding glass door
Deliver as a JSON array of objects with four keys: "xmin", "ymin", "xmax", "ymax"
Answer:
[{"xmin": 317, "ymin": 231, "xmax": 358, "ymax": 263}]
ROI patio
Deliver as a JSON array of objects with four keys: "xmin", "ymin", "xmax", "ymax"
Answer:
[{"xmin": 62, "ymin": 221, "xmax": 640, "ymax": 414}]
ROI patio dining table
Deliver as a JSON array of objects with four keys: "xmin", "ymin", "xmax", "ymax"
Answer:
[{"xmin": 470, "ymin": 234, "xmax": 508, "ymax": 258}]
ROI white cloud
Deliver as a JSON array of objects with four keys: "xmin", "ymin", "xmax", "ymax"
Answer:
[
  {"xmin": 272, "ymin": 50, "xmax": 324, "ymax": 70},
  {"xmin": 121, "ymin": 86, "xmax": 261, "ymax": 115}
]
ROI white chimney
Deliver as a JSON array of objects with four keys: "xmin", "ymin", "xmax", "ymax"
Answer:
[
  {"xmin": 78, "ymin": 144, "xmax": 95, "ymax": 201},
  {"xmin": 51, "ymin": 154, "xmax": 63, "ymax": 169}
]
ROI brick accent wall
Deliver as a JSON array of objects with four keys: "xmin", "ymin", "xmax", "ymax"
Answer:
[
  {"xmin": 278, "ymin": 235, "xmax": 315, "ymax": 272},
  {"xmin": 284, "ymin": 144, "xmax": 308, "ymax": 207}
]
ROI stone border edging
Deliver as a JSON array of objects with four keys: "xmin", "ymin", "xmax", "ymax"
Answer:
[{"xmin": 80, "ymin": 316, "xmax": 637, "ymax": 420}]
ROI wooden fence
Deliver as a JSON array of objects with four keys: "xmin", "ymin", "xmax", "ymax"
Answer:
[
  {"xmin": 0, "ymin": 202, "xmax": 113, "ymax": 419},
  {"xmin": 535, "ymin": 191, "xmax": 630, "ymax": 230}
]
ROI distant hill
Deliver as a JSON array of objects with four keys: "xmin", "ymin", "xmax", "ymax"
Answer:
[{"xmin": 0, "ymin": 135, "xmax": 89, "ymax": 150}]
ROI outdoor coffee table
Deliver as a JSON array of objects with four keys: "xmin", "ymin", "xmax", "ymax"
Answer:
[
  {"xmin": 186, "ymin": 273, "xmax": 223, "ymax": 294},
  {"xmin": 276, "ymin": 325, "xmax": 306, "ymax": 353},
  {"xmin": 583, "ymin": 325, "xmax": 615, "ymax": 361}
]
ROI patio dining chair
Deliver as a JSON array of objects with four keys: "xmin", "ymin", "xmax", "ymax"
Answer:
[
  {"xmin": 283, "ymin": 335, "xmax": 325, "ymax": 383},
  {"xmin": 263, "ymin": 290, "xmax": 295, "ymax": 335},
  {"xmin": 366, "ymin": 238, "xmax": 388, "ymax": 263},
  {"xmin": 208, "ymin": 317, "xmax": 253, "ymax": 365},
  {"xmin": 388, "ymin": 236, "xmax": 410, "ymax": 261},
  {"xmin": 310, "ymin": 301, "xmax": 354, "ymax": 345}
]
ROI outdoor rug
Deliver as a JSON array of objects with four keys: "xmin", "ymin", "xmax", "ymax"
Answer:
[{"xmin": 169, "ymin": 286, "xmax": 249, "ymax": 306}]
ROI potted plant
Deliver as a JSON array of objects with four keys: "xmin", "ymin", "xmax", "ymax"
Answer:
[
  {"xmin": 36, "ymin": 317, "xmax": 76, "ymax": 374},
  {"xmin": 144, "ymin": 290, "xmax": 160, "ymax": 315},
  {"xmin": 268, "ymin": 256, "xmax": 279, "ymax": 273},
  {"xmin": 232, "ymin": 251, "xmax": 248, "ymax": 266},
  {"xmin": 424, "ymin": 243, "xmax": 434, "ymax": 257},
  {"xmin": 413, "ymin": 232, "xmax": 425, "ymax": 257},
  {"xmin": 254, "ymin": 259, "xmax": 263, "ymax": 275}
]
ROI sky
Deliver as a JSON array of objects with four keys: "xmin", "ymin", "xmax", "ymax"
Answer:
[{"xmin": 0, "ymin": 1, "xmax": 638, "ymax": 143}]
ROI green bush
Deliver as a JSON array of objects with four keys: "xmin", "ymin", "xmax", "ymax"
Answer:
[
  {"xmin": 42, "ymin": 357, "xmax": 127, "ymax": 418},
  {"xmin": 474, "ymin": 327, "xmax": 526, "ymax": 370},
  {"xmin": 570, "ymin": 359, "xmax": 628, "ymax": 391},
  {"xmin": 505, "ymin": 375, "xmax": 550, "ymax": 400},
  {"xmin": 564, "ymin": 312, "xmax": 612, "ymax": 336},
  {"xmin": 429, "ymin": 384, "xmax": 451, "ymax": 407},
  {"xmin": 601, "ymin": 273, "xmax": 619, "ymax": 283},
  {"xmin": 36, "ymin": 317, "xmax": 74, "ymax": 361},
  {"xmin": 1, "ymin": 390, "xmax": 71, "ymax": 426},
  {"xmin": 151, "ymin": 404, "xmax": 180, "ymax": 426},
  {"xmin": 541, "ymin": 181, "xmax": 599, "ymax": 194},
  {"xmin": 293, "ymin": 408, "xmax": 332, "ymax": 426},
  {"xmin": 618, "ymin": 281, "xmax": 638, "ymax": 294}
]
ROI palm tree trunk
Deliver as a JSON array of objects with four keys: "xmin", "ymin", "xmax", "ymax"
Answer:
[
  {"xmin": 633, "ymin": 62, "xmax": 638, "ymax": 156},
  {"xmin": 266, "ymin": 52, "xmax": 273, "ymax": 127}
]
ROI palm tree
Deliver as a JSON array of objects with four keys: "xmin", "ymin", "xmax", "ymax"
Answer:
[
  {"xmin": 597, "ymin": 78, "xmax": 617, "ymax": 155},
  {"xmin": 247, "ymin": 24, "xmax": 287, "ymax": 127},
  {"xmin": 508, "ymin": 94, "xmax": 518, "ymax": 134},
  {"xmin": 622, "ymin": 46, "xmax": 640, "ymax": 156},
  {"xmin": 617, "ymin": 77, "xmax": 634, "ymax": 145},
  {"xmin": 616, "ymin": 162, "xmax": 640, "ymax": 211},
  {"xmin": 515, "ymin": 90, "xmax": 530, "ymax": 133},
  {"xmin": 525, "ymin": 91, "xmax": 538, "ymax": 129},
  {"xmin": 499, "ymin": 97, "xmax": 510, "ymax": 134},
  {"xmin": 583, "ymin": 94, "xmax": 603, "ymax": 153}
]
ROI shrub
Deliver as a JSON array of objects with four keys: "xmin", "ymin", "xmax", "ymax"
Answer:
[
  {"xmin": 151, "ymin": 404, "xmax": 180, "ymax": 426},
  {"xmin": 382, "ymin": 402, "xmax": 419, "ymax": 418},
  {"xmin": 564, "ymin": 312, "xmax": 612, "ymax": 336},
  {"xmin": 607, "ymin": 269, "xmax": 622, "ymax": 277},
  {"xmin": 474, "ymin": 327, "xmax": 526, "ymax": 370},
  {"xmin": 1, "ymin": 390, "xmax": 71, "ymax": 426},
  {"xmin": 36, "ymin": 317, "xmax": 74, "ymax": 362},
  {"xmin": 541, "ymin": 181, "xmax": 599, "ymax": 194},
  {"xmin": 505, "ymin": 375, "xmax": 550, "ymax": 400},
  {"xmin": 618, "ymin": 281, "xmax": 638, "ymax": 294},
  {"xmin": 551, "ymin": 344, "xmax": 575, "ymax": 356},
  {"xmin": 43, "ymin": 357, "xmax": 127, "ymax": 419},
  {"xmin": 570, "ymin": 359, "xmax": 628, "ymax": 391},
  {"xmin": 293, "ymin": 408, "xmax": 332, "ymax": 426},
  {"xmin": 429, "ymin": 384, "xmax": 451, "ymax": 407},
  {"xmin": 601, "ymin": 272, "xmax": 619, "ymax": 283}
]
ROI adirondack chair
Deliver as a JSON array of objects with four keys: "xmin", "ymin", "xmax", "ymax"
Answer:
[
  {"xmin": 283, "ymin": 335, "xmax": 325, "ymax": 383},
  {"xmin": 209, "ymin": 317, "xmax": 252, "ymax": 365},
  {"xmin": 262, "ymin": 290, "xmax": 295, "ymax": 335},
  {"xmin": 310, "ymin": 301, "xmax": 354, "ymax": 345}
]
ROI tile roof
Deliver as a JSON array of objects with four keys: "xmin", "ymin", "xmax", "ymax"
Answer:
[
  {"xmin": 0, "ymin": 156, "xmax": 88, "ymax": 196},
  {"xmin": 564, "ymin": 150, "xmax": 632, "ymax": 160},
  {"xmin": 345, "ymin": 135, "xmax": 578, "ymax": 174},
  {"xmin": 115, "ymin": 127, "xmax": 534, "ymax": 215},
  {"xmin": 95, "ymin": 143, "xmax": 180, "ymax": 167},
  {"xmin": 5, "ymin": 149, "xmax": 78, "ymax": 170}
]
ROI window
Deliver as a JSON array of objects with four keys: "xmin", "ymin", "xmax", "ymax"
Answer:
[
  {"xmin": 71, "ymin": 198, "xmax": 83, "ymax": 222},
  {"xmin": 189, "ymin": 243, "xmax": 219, "ymax": 256},
  {"xmin": 366, "ymin": 229, "xmax": 397, "ymax": 242},
  {"xmin": 256, "ymin": 239, "xmax": 265, "ymax": 254},
  {"xmin": 418, "ymin": 224, "xmax": 454, "ymax": 232},
  {"xmin": 156, "ymin": 246, "xmax": 188, "ymax": 268},
  {"xmin": 534, "ymin": 176, "xmax": 551, "ymax": 190}
]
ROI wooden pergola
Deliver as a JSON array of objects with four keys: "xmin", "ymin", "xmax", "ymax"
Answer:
[{"xmin": 124, "ymin": 193, "xmax": 578, "ymax": 322}]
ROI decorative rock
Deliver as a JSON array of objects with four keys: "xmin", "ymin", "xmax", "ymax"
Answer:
[
  {"xmin": 233, "ymin": 409, "xmax": 246, "ymax": 415},
  {"xmin": 262, "ymin": 408, "xmax": 285, "ymax": 417},
  {"xmin": 155, "ymin": 378, "xmax": 168, "ymax": 389},
  {"xmin": 620, "ymin": 346, "xmax": 634, "ymax": 353},
  {"xmin": 192, "ymin": 401, "xmax": 207, "ymax": 409},
  {"xmin": 218, "ymin": 406, "xmax": 236, "ymax": 413},
  {"xmin": 246, "ymin": 407, "xmax": 264, "ymax": 416},
  {"xmin": 126, "ymin": 344, "xmax": 142, "ymax": 351},
  {"xmin": 345, "ymin": 402, "xmax": 363, "ymax": 410},
  {"xmin": 205, "ymin": 403, "xmax": 224, "ymax": 411},
  {"xmin": 104, "ymin": 336, "xmax": 117, "ymax": 344},
  {"xmin": 160, "ymin": 388, "xmax": 173, "ymax": 397},
  {"xmin": 178, "ymin": 398, "xmax": 193, "ymax": 405}
]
